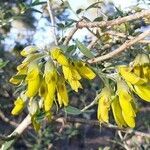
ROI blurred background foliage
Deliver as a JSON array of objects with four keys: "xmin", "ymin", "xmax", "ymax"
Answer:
[{"xmin": 0, "ymin": 0, "xmax": 150, "ymax": 149}]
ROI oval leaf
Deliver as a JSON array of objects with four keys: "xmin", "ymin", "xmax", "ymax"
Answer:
[
  {"xmin": 64, "ymin": 106, "xmax": 82, "ymax": 115},
  {"xmin": 75, "ymin": 40, "xmax": 94, "ymax": 59}
]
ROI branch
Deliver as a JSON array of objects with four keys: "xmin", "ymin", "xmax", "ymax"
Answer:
[
  {"xmin": 88, "ymin": 30, "xmax": 150, "ymax": 63},
  {"xmin": 81, "ymin": 94, "xmax": 100, "ymax": 112},
  {"xmin": 63, "ymin": 26, "xmax": 78, "ymax": 45},
  {"xmin": 47, "ymin": 0, "xmax": 58, "ymax": 45},
  {"xmin": 87, "ymin": 37, "xmax": 99, "ymax": 49},
  {"xmin": 0, "ymin": 110, "xmax": 18, "ymax": 127},
  {"xmin": 1, "ymin": 115, "xmax": 31, "ymax": 150},
  {"xmin": 65, "ymin": 117, "xmax": 150, "ymax": 138},
  {"xmin": 77, "ymin": 10, "xmax": 150, "ymax": 28},
  {"xmin": 106, "ymin": 31, "xmax": 150, "ymax": 44}
]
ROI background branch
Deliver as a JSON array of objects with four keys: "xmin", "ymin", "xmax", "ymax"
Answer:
[
  {"xmin": 0, "ymin": 110, "xmax": 18, "ymax": 127},
  {"xmin": 47, "ymin": 0, "xmax": 58, "ymax": 45},
  {"xmin": 63, "ymin": 26, "xmax": 78, "ymax": 45},
  {"xmin": 1, "ymin": 115, "xmax": 31, "ymax": 150},
  {"xmin": 64, "ymin": 117, "xmax": 150, "ymax": 138},
  {"xmin": 106, "ymin": 31, "xmax": 150, "ymax": 44},
  {"xmin": 88, "ymin": 30, "xmax": 150, "ymax": 63},
  {"xmin": 77, "ymin": 10, "xmax": 150, "ymax": 28}
]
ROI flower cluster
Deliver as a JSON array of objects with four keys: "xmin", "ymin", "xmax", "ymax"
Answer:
[
  {"xmin": 97, "ymin": 82, "xmax": 136, "ymax": 128},
  {"xmin": 97, "ymin": 53, "xmax": 150, "ymax": 128},
  {"xmin": 10, "ymin": 46, "xmax": 96, "ymax": 119},
  {"xmin": 118, "ymin": 53, "xmax": 150, "ymax": 102}
]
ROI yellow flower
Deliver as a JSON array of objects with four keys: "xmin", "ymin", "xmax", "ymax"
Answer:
[
  {"xmin": 57, "ymin": 77, "xmax": 68, "ymax": 107},
  {"xmin": 118, "ymin": 65, "xmax": 147, "ymax": 85},
  {"xmin": 74, "ymin": 61, "xmax": 96, "ymax": 80},
  {"xmin": 97, "ymin": 87, "xmax": 111, "ymax": 123},
  {"xmin": 117, "ymin": 81, "xmax": 136, "ymax": 128},
  {"xmin": 39, "ymin": 78, "xmax": 48, "ymax": 99},
  {"xmin": 111, "ymin": 96, "xmax": 127, "ymax": 127},
  {"xmin": 20, "ymin": 46, "xmax": 38, "ymax": 57},
  {"xmin": 11, "ymin": 97, "xmax": 25, "ymax": 115},
  {"xmin": 9, "ymin": 76, "xmax": 22, "ymax": 85},
  {"xmin": 10, "ymin": 62, "xmax": 28, "ymax": 85},
  {"xmin": 62, "ymin": 65, "xmax": 82, "ymax": 92},
  {"xmin": 9, "ymin": 70, "xmax": 26, "ymax": 85},
  {"xmin": 44, "ymin": 61, "xmax": 57, "ymax": 111},
  {"xmin": 51, "ymin": 48, "xmax": 69, "ymax": 66},
  {"xmin": 133, "ymin": 53, "xmax": 150, "ymax": 66},
  {"xmin": 25, "ymin": 62, "xmax": 40, "ymax": 97},
  {"xmin": 132, "ymin": 53, "xmax": 150, "ymax": 81},
  {"xmin": 143, "ymin": 66, "xmax": 150, "ymax": 81},
  {"xmin": 68, "ymin": 79, "xmax": 82, "ymax": 92},
  {"xmin": 44, "ymin": 84, "xmax": 56, "ymax": 112},
  {"xmin": 134, "ymin": 83, "xmax": 150, "ymax": 102},
  {"xmin": 118, "ymin": 54, "xmax": 150, "ymax": 103}
]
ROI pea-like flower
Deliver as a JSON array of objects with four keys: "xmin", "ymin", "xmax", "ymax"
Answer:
[
  {"xmin": 74, "ymin": 61, "xmax": 96, "ymax": 80},
  {"xmin": 51, "ymin": 47, "xmax": 69, "ymax": 66},
  {"xmin": 57, "ymin": 77, "xmax": 68, "ymax": 107},
  {"xmin": 25, "ymin": 61, "xmax": 40, "ymax": 97},
  {"xmin": 97, "ymin": 87, "xmax": 111, "ymax": 123},
  {"xmin": 44, "ymin": 61, "xmax": 57, "ymax": 112},
  {"xmin": 117, "ymin": 80, "xmax": 136, "ymax": 128},
  {"xmin": 20, "ymin": 46, "xmax": 38, "ymax": 57},
  {"xmin": 11, "ymin": 97, "xmax": 25, "ymax": 115},
  {"xmin": 118, "ymin": 53, "xmax": 150, "ymax": 102}
]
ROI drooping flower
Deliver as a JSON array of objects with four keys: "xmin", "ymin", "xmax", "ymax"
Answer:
[
  {"xmin": 25, "ymin": 61, "xmax": 40, "ymax": 97},
  {"xmin": 74, "ymin": 61, "xmax": 96, "ymax": 80},
  {"xmin": 39, "ymin": 78, "xmax": 48, "ymax": 100},
  {"xmin": 111, "ymin": 96, "xmax": 127, "ymax": 127},
  {"xmin": 20, "ymin": 46, "xmax": 38, "ymax": 57},
  {"xmin": 11, "ymin": 97, "xmax": 25, "ymax": 115},
  {"xmin": 118, "ymin": 65, "xmax": 147, "ymax": 85},
  {"xmin": 133, "ymin": 83, "xmax": 150, "ymax": 102},
  {"xmin": 118, "ymin": 54, "xmax": 150, "ymax": 102},
  {"xmin": 51, "ymin": 47, "xmax": 69, "ymax": 66},
  {"xmin": 56, "ymin": 77, "xmax": 68, "ymax": 107},
  {"xmin": 9, "ymin": 62, "xmax": 28, "ymax": 85},
  {"xmin": 62, "ymin": 65, "xmax": 82, "ymax": 92},
  {"xmin": 44, "ymin": 61, "xmax": 57, "ymax": 112},
  {"xmin": 97, "ymin": 87, "xmax": 111, "ymax": 123},
  {"xmin": 117, "ymin": 80, "xmax": 136, "ymax": 128}
]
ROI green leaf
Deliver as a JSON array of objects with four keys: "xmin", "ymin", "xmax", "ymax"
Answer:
[
  {"xmin": 0, "ymin": 59, "xmax": 8, "ymax": 69},
  {"xmin": 76, "ymin": 8, "xmax": 84, "ymax": 14},
  {"xmin": 30, "ymin": 8, "xmax": 42, "ymax": 13},
  {"xmin": 1, "ymin": 139, "xmax": 16, "ymax": 150},
  {"xmin": 64, "ymin": 106, "xmax": 82, "ymax": 115},
  {"xmin": 67, "ymin": 45, "xmax": 76, "ymax": 52},
  {"xmin": 94, "ymin": 16, "xmax": 103, "ymax": 22},
  {"xmin": 75, "ymin": 40, "xmax": 94, "ymax": 59},
  {"xmin": 35, "ymin": 110, "xmax": 46, "ymax": 123},
  {"xmin": 31, "ymin": 0, "xmax": 46, "ymax": 6},
  {"xmin": 0, "ymin": 134, "xmax": 18, "ymax": 150},
  {"xmin": 86, "ymin": 1, "xmax": 103, "ymax": 10},
  {"xmin": 57, "ymin": 23, "xmax": 65, "ymax": 29}
]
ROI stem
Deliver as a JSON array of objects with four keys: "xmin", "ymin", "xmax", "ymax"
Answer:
[
  {"xmin": 63, "ymin": 26, "xmax": 78, "ymax": 45},
  {"xmin": 77, "ymin": 10, "xmax": 150, "ymax": 28},
  {"xmin": 64, "ymin": 117, "xmax": 150, "ymax": 138},
  {"xmin": 0, "ymin": 115, "xmax": 31, "ymax": 150},
  {"xmin": 47, "ymin": 0, "xmax": 58, "ymax": 45},
  {"xmin": 81, "ymin": 94, "xmax": 100, "ymax": 112}
]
